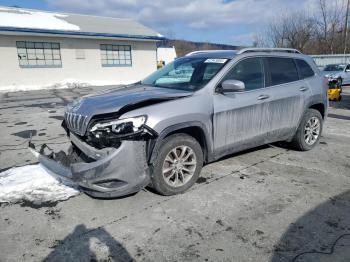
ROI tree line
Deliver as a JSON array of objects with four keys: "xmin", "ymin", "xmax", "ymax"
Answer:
[
  {"xmin": 159, "ymin": 39, "xmax": 240, "ymax": 57},
  {"xmin": 254, "ymin": 0, "xmax": 350, "ymax": 54}
]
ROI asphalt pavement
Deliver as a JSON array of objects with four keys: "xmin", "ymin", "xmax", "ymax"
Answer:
[{"xmin": 0, "ymin": 86, "xmax": 350, "ymax": 262}]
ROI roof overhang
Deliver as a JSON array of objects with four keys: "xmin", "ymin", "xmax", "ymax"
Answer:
[{"xmin": 0, "ymin": 26, "xmax": 166, "ymax": 42}]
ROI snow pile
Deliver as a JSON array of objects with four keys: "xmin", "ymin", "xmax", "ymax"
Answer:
[
  {"xmin": 0, "ymin": 79, "xmax": 136, "ymax": 92},
  {"xmin": 0, "ymin": 164, "xmax": 79, "ymax": 205},
  {"xmin": 0, "ymin": 7, "xmax": 80, "ymax": 31}
]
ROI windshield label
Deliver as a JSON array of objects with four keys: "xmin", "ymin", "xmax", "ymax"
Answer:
[{"xmin": 204, "ymin": 58, "xmax": 227, "ymax": 64}]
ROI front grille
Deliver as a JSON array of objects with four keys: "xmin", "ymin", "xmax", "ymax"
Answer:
[{"xmin": 64, "ymin": 112, "xmax": 88, "ymax": 136}]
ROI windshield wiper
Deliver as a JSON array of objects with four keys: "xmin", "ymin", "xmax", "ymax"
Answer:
[{"xmin": 153, "ymin": 84, "xmax": 173, "ymax": 89}]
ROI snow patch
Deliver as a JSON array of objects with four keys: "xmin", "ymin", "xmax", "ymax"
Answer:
[
  {"xmin": 0, "ymin": 164, "xmax": 79, "ymax": 205},
  {"xmin": 0, "ymin": 79, "xmax": 136, "ymax": 92},
  {"xmin": 0, "ymin": 7, "xmax": 80, "ymax": 31}
]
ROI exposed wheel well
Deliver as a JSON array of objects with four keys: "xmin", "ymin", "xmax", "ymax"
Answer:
[
  {"xmin": 309, "ymin": 103, "xmax": 325, "ymax": 119},
  {"xmin": 165, "ymin": 127, "xmax": 208, "ymax": 162}
]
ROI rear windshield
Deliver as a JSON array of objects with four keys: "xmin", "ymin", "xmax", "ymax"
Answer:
[{"xmin": 141, "ymin": 57, "xmax": 229, "ymax": 91}]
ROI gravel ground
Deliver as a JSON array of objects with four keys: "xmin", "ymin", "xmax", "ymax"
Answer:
[{"xmin": 0, "ymin": 86, "xmax": 350, "ymax": 262}]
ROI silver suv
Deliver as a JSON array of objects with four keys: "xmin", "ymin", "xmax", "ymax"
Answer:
[{"xmin": 30, "ymin": 48, "xmax": 328, "ymax": 198}]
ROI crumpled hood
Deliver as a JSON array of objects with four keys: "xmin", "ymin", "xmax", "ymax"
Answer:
[{"xmin": 65, "ymin": 84, "xmax": 193, "ymax": 135}]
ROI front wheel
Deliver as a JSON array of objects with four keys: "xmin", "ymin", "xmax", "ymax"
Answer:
[
  {"xmin": 150, "ymin": 134, "xmax": 203, "ymax": 196},
  {"xmin": 290, "ymin": 109, "xmax": 323, "ymax": 151}
]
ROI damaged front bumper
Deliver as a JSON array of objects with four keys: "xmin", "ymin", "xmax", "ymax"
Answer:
[{"xmin": 29, "ymin": 133, "xmax": 150, "ymax": 198}]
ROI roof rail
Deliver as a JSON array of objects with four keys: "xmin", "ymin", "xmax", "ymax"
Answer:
[
  {"xmin": 237, "ymin": 48, "xmax": 302, "ymax": 54},
  {"xmin": 185, "ymin": 50, "xmax": 236, "ymax": 56}
]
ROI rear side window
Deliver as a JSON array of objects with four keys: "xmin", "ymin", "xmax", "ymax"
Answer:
[
  {"xmin": 295, "ymin": 59, "xmax": 314, "ymax": 79},
  {"xmin": 265, "ymin": 57, "xmax": 299, "ymax": 86}
]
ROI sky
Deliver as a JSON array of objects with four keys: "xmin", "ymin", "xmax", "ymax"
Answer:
[{"xmin": 0, "ymin": 0, "xmax": 327, "ymax": 46}]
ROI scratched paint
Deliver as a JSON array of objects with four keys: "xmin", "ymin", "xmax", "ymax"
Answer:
[{"xmin": 213, "ymin": 96, "xmax": 303, "ymax": 151}]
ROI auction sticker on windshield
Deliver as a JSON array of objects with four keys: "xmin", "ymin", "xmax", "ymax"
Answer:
[{"xmin": 204, "ymin": 58, "xmax": 227, "ymax": 63}]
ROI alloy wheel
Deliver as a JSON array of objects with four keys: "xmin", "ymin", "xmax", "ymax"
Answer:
[
  {"xmin": 162, "ymin": 145, "xmax": 197, "ymax": 187},
  {"xmin": 304, "ymin": 117, "xmax": 321, "ymax": 145}
]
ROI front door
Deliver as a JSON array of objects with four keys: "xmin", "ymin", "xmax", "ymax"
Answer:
[{"xmin": 213, "ymin": 57, "xmax": 272, "ymax": 157}]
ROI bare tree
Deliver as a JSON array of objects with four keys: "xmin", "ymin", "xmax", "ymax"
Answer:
[
  {"xmin": 260, "ymin": 0, "xmax": 348, "ymax": 54},
  {"xmin": 261, "ymin": 12, "xmax": 316, "ymax": 52},
  {"xmin": 315, "ymin": 0, "xmax": 345, "ymax": 54},
  {"xmin": 252, "ymin": 33, "xmax": 268, "ymax": 47}
]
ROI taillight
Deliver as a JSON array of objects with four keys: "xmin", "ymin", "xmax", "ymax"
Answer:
[{"xmin": 323, "ymin": 77, "xmax": 329, "ymax": 90}]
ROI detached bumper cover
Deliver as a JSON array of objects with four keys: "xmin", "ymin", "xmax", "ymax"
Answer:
[{"xmin": 29, "ymin": 134, "xmax": 150, "ymax": 198}]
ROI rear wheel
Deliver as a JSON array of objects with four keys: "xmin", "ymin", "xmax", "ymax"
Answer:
[
  {"xmin": 290, "ymin": 109, "xmax": 323, "ymax": 151},
  {"xmin": 150, "ymin": 134, "xmax": 203, "ymax": 195}
]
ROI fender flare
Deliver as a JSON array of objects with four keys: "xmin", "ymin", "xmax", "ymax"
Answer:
[
  {"xmin": 148, "ymin": 121, "xmax": 214, "ymax": 164},
  {"xmin": 305, "ymin": 100, "xmax": 327, "ymax": 118},
  {"xmin": 288, "ymin": 99, "xmax": 327, "ymax": 141}
]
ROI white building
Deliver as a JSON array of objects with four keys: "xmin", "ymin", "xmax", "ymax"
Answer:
[
  {"xmin": 0, "ymin": 7, "xmax": 164, "ymax": 90},
  {"xmin": 157, "ymin": 46, "xmax": 177, "ymax": 65}
]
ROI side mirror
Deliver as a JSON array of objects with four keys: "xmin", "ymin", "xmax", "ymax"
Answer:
[
  {"xmin": 346, "ymin": 69, "xmax": 350, "ymax": 72},
  {"xmin": 220, "ymin": 80, "xmax": 245, "ymax": 92}
]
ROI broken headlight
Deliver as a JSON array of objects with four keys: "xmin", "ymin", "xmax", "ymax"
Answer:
[{"xmin": 90, "ymin": 115, "xmax": 147, "ymax": 138}]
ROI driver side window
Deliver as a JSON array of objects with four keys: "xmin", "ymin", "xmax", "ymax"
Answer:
[{"xmin": 222, "ymin": 57, "xmax": 264, "ymax": 91}]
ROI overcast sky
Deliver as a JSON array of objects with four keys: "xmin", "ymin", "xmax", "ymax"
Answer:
[{"xmin": 0, "ymin": 0, "xmax": 333, "ymax": 45}]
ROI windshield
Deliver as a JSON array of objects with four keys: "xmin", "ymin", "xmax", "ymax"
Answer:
[
  {"xmin": 141, "ymin": 57, "xmax": 229, "ymax": 91},
  {"xmin": 323, "ymin": 64, "xmax": 345, "ymax": 72}
]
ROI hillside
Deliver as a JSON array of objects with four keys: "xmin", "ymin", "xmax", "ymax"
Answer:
[{"xmin": 159, "ymin": 39, "xmax": 241, "ymax": 57}]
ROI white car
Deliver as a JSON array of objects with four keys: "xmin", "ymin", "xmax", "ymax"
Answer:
[{"xmin": 322, "ymin": 64, "xmax": 350, "ymax": 85}]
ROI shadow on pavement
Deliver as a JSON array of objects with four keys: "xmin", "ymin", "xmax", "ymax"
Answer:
[
  {"xmin": 271, "ymin": 190, "xmax": 350, "ymax": 262},
  {"xmin": 330, "ymin": 87, "xmax": 350, "ymax": 110},
  {"xmin": 45, "ymin": 224, "xmax": 133, "ymax": 262},
  {"xmin": 327, "ymin": 113, "xmax": 350, "ymax": 121}
]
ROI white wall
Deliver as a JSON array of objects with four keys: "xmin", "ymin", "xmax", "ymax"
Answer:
[
  {"xmin": 0, "ymin": 35, "xmax": 157, "ymax": 89},
  {"xmin": 157, "ymin": 47, "xmax": 177, "ymax": 65},
  {"xmin": 311, "ymin": 54, "xmax": 350, "ymax": 68}
]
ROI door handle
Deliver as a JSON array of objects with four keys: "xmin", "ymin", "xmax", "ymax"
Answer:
[
  {"xmin": 257, "ymin": 94, "xmax": 270, "ymax": 100},
  {"xmin": 299, "ymin": 86, "xmax": 308, "ymax": 92}
]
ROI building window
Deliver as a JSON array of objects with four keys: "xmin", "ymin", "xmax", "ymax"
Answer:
[
  {"xmin": 100, "ymin": 44, "xmax": 132, "ymax": 67},
  {"xmin": 16, "ymin": 41, "xmax": 62, "ymax": 68}
]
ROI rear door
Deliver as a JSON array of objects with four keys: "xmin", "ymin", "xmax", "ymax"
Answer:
[{"xmin": 262, "ymin": 57, "xmax": 312, "ymax": 141}]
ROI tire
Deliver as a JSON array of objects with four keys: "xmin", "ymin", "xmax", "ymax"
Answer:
[
  {"xmin": 150, "ymin": 133, "xmax": 203, "ymax": 196},
  {"xmin": 290, "ymin": 109, "xmax": 323, "ymax": 151}
]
